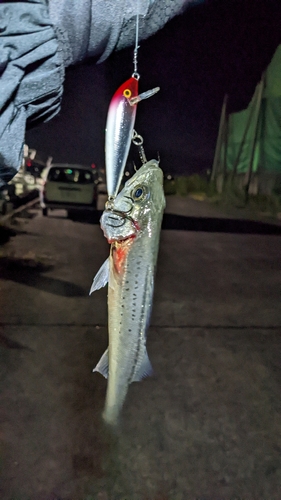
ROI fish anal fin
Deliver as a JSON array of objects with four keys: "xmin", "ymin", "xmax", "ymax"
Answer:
[
  {"xmin": 93, "ymin": 348, "xmax": 109, "ymax": 379},
  {"xmin": 89, "ymin": 258, "xmax": 109, "ymax": 295},
  {"xmin": 131, "ymin": 348, "xmax": 154, "ymax": 382}
]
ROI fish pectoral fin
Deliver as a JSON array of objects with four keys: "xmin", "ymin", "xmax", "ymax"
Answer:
[
  {"xmin": 131, "ymin": 349, "xmax": 154, "ymax": 382},
  {"xmin": 93, "ymin": 348, "xmax": 109, "ymax": 378},
  {"xmin": 89, "ymin": 258, "xmax": 109, "ymax": 295}
]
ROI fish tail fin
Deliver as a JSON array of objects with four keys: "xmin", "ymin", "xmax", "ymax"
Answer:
[{"xmin": 102, "ymin": 408, "xmax": 120, "ymax": 427}]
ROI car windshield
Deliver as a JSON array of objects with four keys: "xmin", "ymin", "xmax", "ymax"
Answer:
[{"xmin": 48, "ymin": 168, "xmax": 93, "ymax": 184}]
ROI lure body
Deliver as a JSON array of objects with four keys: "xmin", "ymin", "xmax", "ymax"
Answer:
[
  {"xmin": 90, "ymin": 160, "xmax": 165, "ymax": 425},
  {"xmin": 105, "ymin": 76, "xmax": 139, "ymax": 198}
]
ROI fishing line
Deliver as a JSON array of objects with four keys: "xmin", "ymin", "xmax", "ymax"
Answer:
[{"xmin": 133, "ymin": 1, "xmax": 140, "ymax": 79}]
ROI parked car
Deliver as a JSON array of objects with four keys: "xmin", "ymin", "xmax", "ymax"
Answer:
[{"xmin": 40, "ymin": 164, "xmax": 97, "ymax": 216}]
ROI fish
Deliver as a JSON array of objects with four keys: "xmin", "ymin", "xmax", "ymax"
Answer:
[
  {"xmin": 105, "ymin": 76, "xmax": 160, "ymax": 198},
  {"xmin": 90, "ymin": 159, "xmax": 166, "ymax": 425}
]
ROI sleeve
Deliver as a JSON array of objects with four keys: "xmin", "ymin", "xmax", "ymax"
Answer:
[
  {"xmin": 48, "ymin": 0, "xmax": 199, "ymax": 63},
  {"xmin": 0, "ymin": 0, "xmax": 201, "ymax": 187},
  {"xmin": 115, "ymin": 0, "xmax": 202, "ymax": 54},
  {"xmin": 0, "ymin": 0, "xmax": 71, "ymax": 187}
]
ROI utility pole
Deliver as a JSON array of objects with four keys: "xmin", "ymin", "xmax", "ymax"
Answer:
[
  {"xmin": 245, "ymin": 73, "xmax": 265, "ymax": 200},
  {"xmin": 211, "ymin": 94, "xmax": 228, "ymax": 183}
]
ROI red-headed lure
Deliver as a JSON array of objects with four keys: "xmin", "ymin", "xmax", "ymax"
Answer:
[{"xmin": 105, "ymin": 76, "xmax": 159, "ymax": 199}]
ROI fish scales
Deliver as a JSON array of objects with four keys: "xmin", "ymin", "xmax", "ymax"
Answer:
[
  {"xmin": 106, "ymin": 249, "xmax": 153, "ymax": 421},
  {"xmin": 90, "ymin": 160, "xmax": 165, "ymax": 425}
]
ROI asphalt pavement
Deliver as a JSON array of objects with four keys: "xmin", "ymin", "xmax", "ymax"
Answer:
[{"xmin": 0, "ymin": 196, "xmax": 280, "ymax": 500}]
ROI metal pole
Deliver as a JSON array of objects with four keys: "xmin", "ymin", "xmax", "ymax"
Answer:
[
  {"xmin": 222, "ymin": 110, "xmax": 229, "ymax": 182},
  {"xmin": 245, "ymin": 73, "xmax": 265, "ymax": 200},
  {"xmin": 211, "ymin": 94, "xmax": 228, "ymax": 182}
]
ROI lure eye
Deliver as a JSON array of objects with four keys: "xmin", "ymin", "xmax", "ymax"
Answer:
[
  {"xmin": 132, "ymin": 186, "xmax": 145, "ymax": 201},
  {"xmin": 123, "ymin": 89, "xmax": 132, "ymax": 98}
]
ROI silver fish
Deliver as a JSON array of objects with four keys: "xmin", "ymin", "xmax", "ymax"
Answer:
[{"xmin": 90, "ymin": 160, "xmax": 165, "ymax": 425}]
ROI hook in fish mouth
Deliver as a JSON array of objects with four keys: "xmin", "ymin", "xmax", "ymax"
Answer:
[
  {"xmin": 103, "ymin": 207, "xmax": 139, "ymax": 229},
  {"xmin": 101, "ymin": 208, "xmax": 140, "ymax": 243}
]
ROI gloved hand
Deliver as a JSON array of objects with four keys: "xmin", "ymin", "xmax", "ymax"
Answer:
[{"xmin": 0, "ymin": 0, "xmax": 199, "ymax": 186}]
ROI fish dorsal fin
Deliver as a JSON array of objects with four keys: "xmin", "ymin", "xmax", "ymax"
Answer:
[
  {"xmin": 131, "ymin": 348, "xmax": 154, "ymax": 382},
  {"xmin": 93, "ymin": 348, "xmax": 109, "ymax": 379},
  {"xmin": 89, "ymin": 258, "xmax": 109, "ymax": 295}
]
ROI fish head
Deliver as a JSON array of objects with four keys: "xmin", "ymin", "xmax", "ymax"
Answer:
[{"xmin": 101, "ymin": 160, "xmax": 165, "ymax": 243}]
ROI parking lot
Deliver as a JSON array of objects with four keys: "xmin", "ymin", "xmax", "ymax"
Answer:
[{"xmin": 0, "ymin": 196, "xmax": 281, "ymax": 499}]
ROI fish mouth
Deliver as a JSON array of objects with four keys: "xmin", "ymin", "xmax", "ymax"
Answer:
[
  {"xmin": 101, "ymin": 208, "xmax": 140, "ymax": 243},
  {"xmin": 107, "ymin": 234, "xmax": 136, "ymax": 245}
]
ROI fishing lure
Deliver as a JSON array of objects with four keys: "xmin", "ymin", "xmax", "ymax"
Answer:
[
  {"xmin": 105, "ymin": 75, "xmax": 138, "ymax": 199},
  {"xmin": 105, "ymin": 77, "xmax": 160, "ymax": 199}
]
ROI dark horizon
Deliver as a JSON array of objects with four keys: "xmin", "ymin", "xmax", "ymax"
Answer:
[{"xmin": 26, "ymin": 0, "xmax": 281, "ymax": 175}]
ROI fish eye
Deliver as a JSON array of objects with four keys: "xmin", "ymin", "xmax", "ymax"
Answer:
[
  {"xmin": 132, "ymin": 186, "xmax": 146, "ymax": 201},
  {"xmin": 123, "ymin": 89, "xmax": 131, "ymax": 98}
]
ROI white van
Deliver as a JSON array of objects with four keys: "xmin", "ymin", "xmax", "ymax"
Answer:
[{"xmin": 40, "ymin": 164, "xmax": 97, "ymax": 216}]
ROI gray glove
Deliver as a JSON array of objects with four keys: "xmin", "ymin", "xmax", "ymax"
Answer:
[{"xmin": 0, "ymin": 0, "xmax": 200, "ymax": 186}]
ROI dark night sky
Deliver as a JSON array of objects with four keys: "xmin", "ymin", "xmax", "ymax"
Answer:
[{"xmin": 26, "ymin": 0, "xmax": 281, "ymax": 175}]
